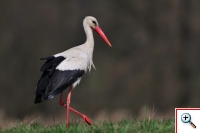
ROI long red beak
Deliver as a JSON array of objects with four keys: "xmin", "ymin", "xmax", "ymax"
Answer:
[{"xmin": 93, "ymin": 26, "xmax": 112, "ymax": 47}]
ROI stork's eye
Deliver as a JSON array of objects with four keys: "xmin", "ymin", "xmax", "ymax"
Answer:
[{"xmin": 92, "ymin": 21, "xmax": 97, "ymax": 25}]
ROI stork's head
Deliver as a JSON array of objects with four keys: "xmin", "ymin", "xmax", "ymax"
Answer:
[{"xmin": 84, "ymin": 16, "xmax": 112, "ymax": 47}]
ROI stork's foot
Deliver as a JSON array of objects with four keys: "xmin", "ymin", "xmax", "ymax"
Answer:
[
  {"xmin": 82, "ymin": 115, "xmax": 92, "ymax": 125},
  {"xmin": 59, "ymin": 92, "xmax": 92, "ymax": 126}
]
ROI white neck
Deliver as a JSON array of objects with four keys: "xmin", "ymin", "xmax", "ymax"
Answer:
[
  {"xmin": 83, "ymin": 20, "xmax": 94, "ymax": 49},
  {"xmin": 82, "ymin": 19, "xmax": 96, "ymax": 71}
]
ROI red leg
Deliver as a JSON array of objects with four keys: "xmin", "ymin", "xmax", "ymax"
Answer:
[
  {"xmin": 59, "ymin": 86, "xmax": 92, "ymax": 126},
  {"xmin": 59, "ymin": 92, "xmax": 67, "ymax": 107},
  {"xmin": 59, "ymin": 88, "xmax": 71, "ymax": 127},
  {"xmin": 69, "ymin": 106, "xmax": 92, "ymax": 125},
  {"xmin": 66, "ymin": 86, "xmax": 72, "ymax": 127}
]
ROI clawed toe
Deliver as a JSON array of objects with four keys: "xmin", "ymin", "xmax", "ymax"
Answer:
[{"xmin": 82, "ymin": 115, "xmax": 92, "ymax": 125}]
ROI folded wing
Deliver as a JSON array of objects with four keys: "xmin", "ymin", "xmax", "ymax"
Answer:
[{"xmin": 34, "ymin": 56, "xmax": 84, "ymax": 103}]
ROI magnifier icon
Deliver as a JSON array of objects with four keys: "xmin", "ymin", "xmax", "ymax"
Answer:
[{"xmin": 181, "ymin": 113, "xmax": 196, "ymax": 128}]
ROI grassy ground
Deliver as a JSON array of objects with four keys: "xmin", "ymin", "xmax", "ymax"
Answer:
[{"xmin": 0, "ymin": 118, "xmax": 174, "ymax": 133}]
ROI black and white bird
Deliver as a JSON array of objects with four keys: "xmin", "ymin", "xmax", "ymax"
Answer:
[{"xmin": 34, "ymin": 16, "xmax": 112, "ymax": 127}]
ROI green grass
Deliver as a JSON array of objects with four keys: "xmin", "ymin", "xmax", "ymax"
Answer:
[{"xmin": 0, "ymin": 118, "xmax": 174, "ymax": 133}]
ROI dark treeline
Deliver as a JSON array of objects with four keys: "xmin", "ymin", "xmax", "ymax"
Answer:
[{"xmin": 0, "ymin": 0, "xmax": 200, "ymax": 121}]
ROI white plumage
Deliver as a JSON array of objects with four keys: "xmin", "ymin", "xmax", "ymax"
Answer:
[{"xmin": 55, "ymin": 46, "xmax": 95, "ymax": 72}]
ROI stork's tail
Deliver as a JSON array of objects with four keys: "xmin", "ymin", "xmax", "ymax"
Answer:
[{"xmin": 34, "ymin": 94, "xmax": 44, "ymax": 104}]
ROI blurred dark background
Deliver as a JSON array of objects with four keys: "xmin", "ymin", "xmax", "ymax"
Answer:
[{"xmin": 1, "ymin": 0, "xmax": 200, "ymax": 124}]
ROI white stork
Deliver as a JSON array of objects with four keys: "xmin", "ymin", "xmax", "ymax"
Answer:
[{"xmin": 34, "ymin": 16, "xmax": 112, "ymax": 127}]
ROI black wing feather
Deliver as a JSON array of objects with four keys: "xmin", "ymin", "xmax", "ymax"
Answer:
[
  {"xmin": 40, "ymin": 56, "xmax": 64, "ymax": 72},
  {"xmin": 47, "ymin": 70, "xmax": 84, "ymax": 99},
  {"xmin": 34, "ymin": 56, "xmax": 65, "ymax": 103},
  {"xmin": 34, "ymin": 55, "xmax": 85, "ymax": 104}
]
